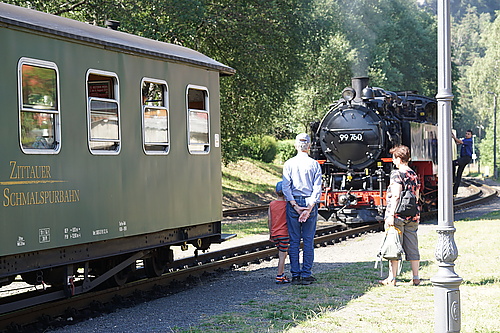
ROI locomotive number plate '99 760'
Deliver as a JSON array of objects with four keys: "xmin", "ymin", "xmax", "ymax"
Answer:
[{"xmin": 338, "ymin": 133, "xmax": 363, "ymax": 142}]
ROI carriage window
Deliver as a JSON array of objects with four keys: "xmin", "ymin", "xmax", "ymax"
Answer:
[
  {"xmin": 86, "ymin": 70, "xmax": 120, "ymax": 154},
  {"xmin": 18, "ymin": 58, "xmax": 60, "ymax": 153},
  {"xmin": 187, "ymin": 86, "xmax": 209, "ymax": 154},
  {"xmin": 142, "ymin": 79, "xmax": 169, "ymax": 154}
]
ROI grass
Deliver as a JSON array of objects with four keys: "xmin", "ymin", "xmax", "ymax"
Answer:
[
  {"xmin": 177, "ymin": 218, "xmax": 500, "ymax": 333},
  {"xmin": 222, "ymin": 158, "xmax": 282, "ymax": 208},
  {"xmin": 222, "ymin": 219, "xmax": 269, "ymax": 239},
  {"xmin": 222, "ymin": 158, "xmax": 282, "ymax": 194},
  {"xmin": 220, "ymin": 158, "xmax": 281, "ymax": 239}
]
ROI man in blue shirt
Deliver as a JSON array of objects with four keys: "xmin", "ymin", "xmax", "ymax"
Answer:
[
  {"xmin": 282, "ymin": 133, "xmax": 322, "ymax": 285},
  {"xmin": 452, "ymin": 130, "xmax": 473, "ymax": 195}
]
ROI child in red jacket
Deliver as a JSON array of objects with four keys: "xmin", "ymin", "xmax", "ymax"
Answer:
[{"xmin": 268, "ymin": 181, "xmax": 290, "ymax": 284}]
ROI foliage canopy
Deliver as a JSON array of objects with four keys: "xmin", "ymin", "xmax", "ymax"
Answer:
[{"xmin": 9, "ymin": 0, "xmax": 498, "ymax": 164}]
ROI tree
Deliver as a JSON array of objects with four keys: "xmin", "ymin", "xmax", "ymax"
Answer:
[
  {"xmin": 466, "ymin": 11, "xmax": 500, "ymax": 172},
  {"xmin": 281, "ymin": 0, "xmax": 440, "ymax": 139},
  {"xmin": 277, "ymin": 32, "xmax": 354, "ymax": 135},
  {"xmin": 451, "ymin": 6, "xmax": 491, "ymax": 135},
  {"xmin": 335, "ymin": 0, "xmax": 438, "ymax": 96},
  {"xmin": 4, "ymin": 0, "xmax": 446, "ymax": 162},
  {"xmin": 417, "ymin": 0, "xmax": 500, "ymax": 21},
  {"xmin": 193, "ymin": 0, "xmax": 320, "ymax": 162},
  {"xmin": 6, "ymin": 0, "xmax": 323, "ymax": 162}
]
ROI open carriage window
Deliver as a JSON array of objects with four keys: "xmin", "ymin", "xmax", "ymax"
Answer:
[
  {"xmin": 86, "ymin": 70, "xmax": 120, "ymax": 154},
  {"xmin": 141, "ymin": 79, "xmax": 169, "ymax": 154},
  {"xmin": 18, "ymin": 58, "xmax": 61, "ymax": 154},
  {"xmin": 187, "ymin": 86, "xmax": 210, "ymax": 154}
]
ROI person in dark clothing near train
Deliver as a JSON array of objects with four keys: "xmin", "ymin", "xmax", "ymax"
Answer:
[{"xmin": 452, "ymin": 129, "xmax": 473, "ymax": 195}]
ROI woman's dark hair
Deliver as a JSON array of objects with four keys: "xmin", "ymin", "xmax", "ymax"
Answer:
[{"xmin": 389, "ymin": 145, "xmax": 411, "ymax": 163}]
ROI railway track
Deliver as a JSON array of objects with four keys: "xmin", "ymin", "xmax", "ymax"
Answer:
[
  {"xmin": 223, "ymin": 179, "xmax": 497, "ymax": 218},
  {"xmin": 222, "ymin": 205, "xmax": 269, "ymax": 216},
  {"xmin": 1, "ymin": 179, "xmax": 496, "ymax": 332}
]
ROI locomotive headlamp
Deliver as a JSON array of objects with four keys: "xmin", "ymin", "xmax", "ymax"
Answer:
[{"xmin": 342, "ymin": 87, "xmax": 356, "ymax": 102}]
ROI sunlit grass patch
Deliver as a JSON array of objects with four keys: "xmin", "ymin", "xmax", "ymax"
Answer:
[
  {"xmin": 222, "ymin": 158, "xmax": 282, "ymax": 198},
  {"xmin": 222, "ymin": 219, "xmax": 268, "ymax": 238}
]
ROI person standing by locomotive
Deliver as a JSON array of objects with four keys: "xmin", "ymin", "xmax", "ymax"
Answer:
[
  {"xmin": 452, "ymin": 130, "xmax": 473, "ymax": 195},
  {"xmin": 282, "ymin": 133, "xmax": 322, "ymax": 285},
  {"xmin": 379, "ymin": 145, "xmax": 421, "ymax": 287},
  {"xmin": 268, "ymin": 181, "xmax": 290, "ymax": 284}
]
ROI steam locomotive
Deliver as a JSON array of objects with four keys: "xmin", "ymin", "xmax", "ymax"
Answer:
[{"xmin": 310, "ymin": 77, "xmax": 438, "ymax": 224}]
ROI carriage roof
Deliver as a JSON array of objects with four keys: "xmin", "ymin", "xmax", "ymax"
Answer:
[{"xmin": 0, "ymin": 2, "xmax": 235, "ymax": 76}]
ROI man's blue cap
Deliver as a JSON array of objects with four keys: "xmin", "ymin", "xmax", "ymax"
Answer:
[{"xmin": 276, "ymin": 181, "xmax": 283, "ymax": 194}]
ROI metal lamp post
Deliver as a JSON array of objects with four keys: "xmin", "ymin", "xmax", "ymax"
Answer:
[
  {"xmin": 432, "ymin": 0, "xmax": 462, "ymax": 332},
  {"xmin": 488, "ymin": 92, "xmax": 497, "ymax": 179}
]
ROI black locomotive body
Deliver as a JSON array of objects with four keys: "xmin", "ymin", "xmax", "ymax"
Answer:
[{"xmin": 310, "ymin": 77, "xmax": 438, "ymax": 224}]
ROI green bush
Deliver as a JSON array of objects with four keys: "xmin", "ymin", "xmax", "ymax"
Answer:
[
  {"xmin": 276, "ymin": 140, "xmax": 296, "ymax": 163},
  {"xmin": 241, "ymin": 135, "xmax": 278, "ymax": 163}
]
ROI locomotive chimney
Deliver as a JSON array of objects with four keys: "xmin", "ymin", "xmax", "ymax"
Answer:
[{"xmin": 351, "ymin": 77, "xmax": 369, "ymax": 102}]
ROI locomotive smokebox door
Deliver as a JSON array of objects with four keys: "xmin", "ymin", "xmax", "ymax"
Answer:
[{"xmin": 319, "ymin": 105, "xmax": 387, "ymax": 171}]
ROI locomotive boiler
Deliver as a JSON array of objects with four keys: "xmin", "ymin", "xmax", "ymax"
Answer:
[{"xmin": 310, "ymin": 77, "xmax": 438, "ymax": 224}]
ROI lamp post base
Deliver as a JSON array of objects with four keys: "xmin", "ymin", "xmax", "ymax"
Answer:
[
  {"xmin": 431, "ymin": 265, "xmax": 462, "ymax": 333},
  {"xmin": 432, "ymin": 226, "xmax": 462, "ymax": 332}
]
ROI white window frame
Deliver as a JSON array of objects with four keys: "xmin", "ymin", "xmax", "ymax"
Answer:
[
  {"xmin": 17, "ymin": 57, "xmax": 61, "ymax": 154},
  {"xmin": 86, "ymin": 69, "xmax": 121, "ymax": 155},
  {"xmin": 141, "ymin": 78, "xmax": 170, "ymax": 155},
  {"xmin": 186, "ymin": 85, "xmax": 210, "ymax": 154}
]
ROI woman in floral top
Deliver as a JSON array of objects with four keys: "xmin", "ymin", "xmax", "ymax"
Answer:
[{"xmin": 379, "ymin": 145, "xmax": 421, "ymax": 287}]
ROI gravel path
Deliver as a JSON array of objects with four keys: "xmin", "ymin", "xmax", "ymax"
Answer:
[{"xmin": 49, "ymin": 180, "xmax": 500, "ymax": 332}]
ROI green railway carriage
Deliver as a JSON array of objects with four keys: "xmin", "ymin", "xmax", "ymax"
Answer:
[{"xmin": 0, "ymin": 2, "xmax": 234, "ymax": 292}]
